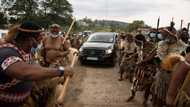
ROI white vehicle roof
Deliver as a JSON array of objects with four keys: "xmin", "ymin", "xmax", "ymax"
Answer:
[{"xmin": 0, "ymin": 29, "xmax": 8, "ymax": 33}]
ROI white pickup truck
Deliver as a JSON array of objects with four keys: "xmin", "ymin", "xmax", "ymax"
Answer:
[{"xmin": 0, "ymin": 29, "xmax": 8, "ymax": 39}]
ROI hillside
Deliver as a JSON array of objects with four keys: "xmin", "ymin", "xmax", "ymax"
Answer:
[{"xmin": 76, "ymin": 18, "xmax": 129, "ymax": 32}]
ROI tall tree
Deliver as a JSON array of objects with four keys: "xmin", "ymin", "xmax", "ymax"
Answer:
[
  {"xmin": 40, "ymin": 0, "xmax": 73, "ymax": 27},
  {"xmin": 8, "ymin": 0, "xmax": 39, "ymax": 21},
  {"xmin": 1, "ymin": 0, "xmax": 15, "ymax": 11},
  {"xmin": 127, "ymin": 20, "xmax": 145, "ymax": 32},
  {"xmin": 1, "ymin": 0, "xmax": 15, "ymax": 24},
  {"xmin": 1, "ymin": 0, "xmax": 73, "ymax": 29},
  {"xmin": 0, "ymin": 12, "xmax": 8, "ymax": 28}
]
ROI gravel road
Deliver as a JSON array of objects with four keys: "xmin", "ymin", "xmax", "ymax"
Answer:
[{"xmin": 63, "ymin": 63, "xmax": 152, "ymax": 107}]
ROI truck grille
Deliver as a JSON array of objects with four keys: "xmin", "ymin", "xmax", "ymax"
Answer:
[{"xmin": 83, "ymin": 49, "xmax": 105, "ymax": 56}]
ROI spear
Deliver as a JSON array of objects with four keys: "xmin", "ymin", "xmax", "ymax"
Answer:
[
  {"xmin": 157, "ymin": 16, "xmax": 160, "ymax": 31},
  {"xmin": 180, "ymin": 19, "xmax": 183, "ymax": 30},
  {"xmin": 169, "ymin": 17, "xmax": 174, "ymax": 31},
  {"xmin": 187, "ymin": 23, "xmax": 190, "ymax": 32},
  {"xmin": 155, "ymin": 17, "xmax": 160, "ymax": 43}
]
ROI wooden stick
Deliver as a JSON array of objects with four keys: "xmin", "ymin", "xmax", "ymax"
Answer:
[
  {"xmin": 187, "ymin": 23, "xmax": 190, "ymax": 32},
  {"xmin": 174, "ymin": 70, "xmax": 190, "ymax": 105},
  {"xmin": 63, "ymin": 18, "xmax": 76, "ymax": 44},
  {"xmin": 55, "ymin": 18, "xmax": 76, "ymax": 107},
  {"xmin": 180, "ymin": 19, "xmax": 183, "ymax": 30},
  {"xmin": 70, "ymin": 52, "xmax": 78, "ymax": 67},
  {"xmin": 56, "ymin": 52, "xmax": 78, "ymax": 106}
]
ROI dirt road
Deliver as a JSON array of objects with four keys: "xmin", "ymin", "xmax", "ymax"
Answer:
[{"xmin": 64, "ymin": 64, "xmax": 151, "ymax": 107}]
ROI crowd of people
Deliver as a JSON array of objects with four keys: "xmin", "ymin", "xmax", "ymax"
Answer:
[
  {"xmin": 0, "ymin": 20, "xmax": 190, "ymax": 107},
  {"xmin": 0, "ymin": 21, "xmax": 83, "ymax": 107},
  {"xmin": 118, "ymin": 21, "xmax": 190, "ymax": 107}
]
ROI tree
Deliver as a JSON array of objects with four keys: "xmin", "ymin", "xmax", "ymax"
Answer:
[
  {"xmin": 127, "ymin": 20, "xmax": 145, "ymax": 32},
  {"xmin": 0, "ymin": 12, "xmax": 8, "ymax": 28},
  {"xmin": 40, "ymin": 0, "xmax": 73, "ymax": 27},
  {"xmin": 8, "ymin": 0, "xmax": 39, "ymax": 21},
  {"xmin": 1, "ymin": 0, "xmax": 15, "ymax": 12},
  {"xmin": 1, "ymin": 0, "xmax": 73, "ymax": 29}
]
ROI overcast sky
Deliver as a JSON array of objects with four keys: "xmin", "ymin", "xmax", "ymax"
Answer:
[{"xmin": 69, "ymin": 0, "xmax": 190, "ymax": 29}]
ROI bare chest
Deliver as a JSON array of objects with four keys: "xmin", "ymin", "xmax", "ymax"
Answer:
[{"xmin": 44, "ymin": 37, "xmax": 63, "ymax": 50}]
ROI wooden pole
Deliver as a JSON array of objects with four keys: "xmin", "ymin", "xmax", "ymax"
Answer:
[
  {"xmin": 56, "ymin": 52, "xmax": 78, "ymax": 106},
  {"xmin": 174, "ymin": 70, "xmax": 190, "ymax": 105},
  {"xmin": 63, "ymin": 18, "xmax": 76, "ymax": 44},
  {"xmin": 180, "ymin": 19, "xmax": 183, "ymax": 30},
  {"xmin": 187, "ymin": 23, "xmax": 190, "ymax": 32},
  {"xmin": 55, "ymin": 17, "xmax": 76, "ymax": 107}
]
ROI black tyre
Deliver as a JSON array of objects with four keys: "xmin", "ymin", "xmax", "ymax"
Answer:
[{"xmin": 109, "ymin": 57, "xmax": 116, "ymax": 67}]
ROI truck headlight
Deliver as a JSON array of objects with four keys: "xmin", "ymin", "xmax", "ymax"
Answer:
[
  {"xmin": 79, "ymin": 47, "xmax": 84, "ymax": 52},
  {"xmin": 106, "ymin": 49, "xmax": 112, "ymax": 54}
]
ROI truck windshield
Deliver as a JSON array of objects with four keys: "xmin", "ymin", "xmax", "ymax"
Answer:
[{"xmin": 87, "ymin": 34, "xmax": 114, "ymax": 43}]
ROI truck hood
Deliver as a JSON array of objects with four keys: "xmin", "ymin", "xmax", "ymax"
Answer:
[{"xmin": 82, "ymin": 42, "xmax": 113, "ymax": 49}]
